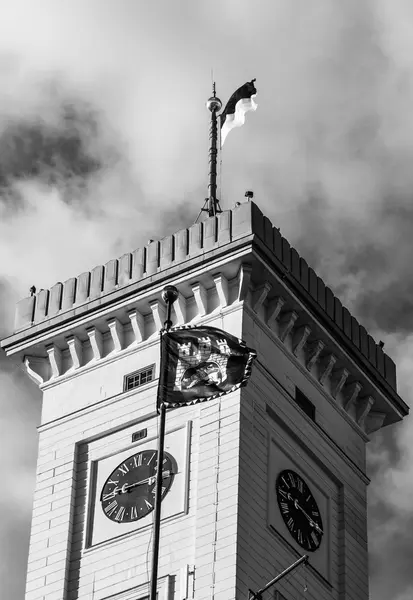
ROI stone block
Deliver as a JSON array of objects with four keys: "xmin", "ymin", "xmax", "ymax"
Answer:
[
  {"xmin": 61, "ymin": 278, "xmax": 76, "ymax": 311},
  {"xmin": 273, "ymin": 227, "xmax": 282, "ymax": 260},
  {"xmin": 34, "ymin": 289, "xmax": 49, "ymax": 323},
  {"xmin": 281, "ymin": 238, "xmax": 291, "ymax": 271},
  {"xmin": 76, "ymin": 272, "xmax": 90, "ymax": 304},
  {"xmin": 317, "ymin": 277, "xmax": 326, "ymax": 310},
  {"xmin": 359, "ymin": 325, "xmax": 368, "ymax": 357},
  {"xmin": 15, "ymin": 296, "xmax": 35, "ymax": 330},
  {"xmin": 376, "ymin": 345, "xmax": 385, "ymax": 376},
  {"xmin": 308, "ymin": 268, "xmax": 318, "ymax": 300},
  {"xmin": 325, "ymin": 287, "xmax": 334, "ymax": 319},
  {"xmin": 160, "ymin": 235, "xmax": 173, "ymax": 268},
  {"xmin": 343, "ymin": 307, "xmax": 351, "ymax": 338},
  {"xmin": 146, "ymin": 240, "xmax": 160, "ymax": 275},
  {"xmin": 351, "ymin": 317, "xmax": 360, "ymax": 348},
  {"xmin": 290, "ymin": 247, "xmax": 300, "ymax": 281},
  {"xmin": 263, "ymin": 216, "xmax": 273, "ymax": 250},
  {"xmin": 334, "ymin": 297, "xmax": 343, "ymax": 329},
  {"xmin": 104, "ymin": 259, "xmax": 118, "ymax": 292},
  {"xmin": 174, "ymin": 228, "xmax": 189, "ymax": 261},
  {"xmin": 231, "ymin": 201, "xmax": 265, "ymax": 241},
  {"xmin": 217, "ymin": 210, "xmax": 231, "ymax": 244},
  {"xmin": 189, "ymin": 222, "xmax": 202, "ymax": 255},
  {"xmin": 90, "ymin": 265, "xmax": 104, "ymax": 299},
  {"xmin": 203, "ymin": 216, "xmax": 217, "ymax": 250},
  {"xmin": 48, "ymin": 283, "xmax": 63, "ymax": 317},
  {"xmin": 299, "ymin": 257, "xmax": 309, "ymax": 290},
  {"xmin": 367, "ymin": 335, "xmax": 377, "ymax": 368},
  {"xmin": 131, "ymin": 248, "xmax": 144, "ymax": 281},
  {"xmin": 118, "ymin": 253, "xmax": 132, "ymax": 287},
  {"xmin": 384, "ymin": 355, "xmax": 397, "ymax": 390}
]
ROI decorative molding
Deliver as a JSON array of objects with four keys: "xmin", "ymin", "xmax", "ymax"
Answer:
[
  {"xmin": 365, "ymin": 411, "xmax": 387, "ymax": 435},
  {"xmin": 150, "ymin": 300, "xmax": 166, "ymax": 332},
  {"xmin": 191, "ymin": 282, "xmax": 208, "ymax": 316},
  {"xmin": 267, "ymin": 296, "xmax": 285, "ymax": 329},
  {"xmin": 319, "ymin": 353, "xmax": 337, "ymax": 386},
  {"xmin": 356, "ymin": 395, "xmax": 375, "ymax": 429},
  {"xmin": 66, "ymin": 335, "xmax": 83, "ymax": 369},
  {"xmin": 128, "ymin": 309, "xmax": 145, "ymax": 343},
  {"xmin": 251, "ymin": 282, "xmax": 271, "ymax": 313},
  {"xmin": 344, "ymin": 381, "xmax": 362, "ymax": 413},
  {"xmin": 46, "ymin": 343, "xmax": 62, "ymax": 378},
  {"xmin": 306, "ymin": 340, "xmax": 324, "ymax": 371},
  {"xmin": 86, "ymin": 327, "xmax": 103, "ymax": 360},
  {"xmin": 213, "ymin": 273, "xmax": 229, "ymax": 308},
  {"xmin": 23, "ymin": 355, "xmax": 49, "ymax": 385},
  {"xmin": 107, "ymin": 318, "xmax": 124, "ymax": 352},
  {"xmin": 292, "ymin": 325, "xmax": 311, "ymax": 356},
  {"xmin": 331, "ymin": 367, "xmax": 349, "ymax": 399},
  {"xmin": 174, "ymin": 294, "xmax": 187, "ymax": 325},
  {"xmin": 279, "ymin": 311, "xmax": 298, "ymax": 343},
  {"xmin": 237, "ymin": 264, "xmax": 252, "ymax": 302}
]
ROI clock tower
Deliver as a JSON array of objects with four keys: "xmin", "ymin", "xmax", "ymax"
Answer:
[{"xmin": 2, "ymin": 200, "xmax": 408, "ymax": 600}]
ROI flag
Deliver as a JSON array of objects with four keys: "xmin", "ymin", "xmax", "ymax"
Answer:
[
  {"xmin": 220, "ymin": 79, "xmax": 257, "ymax": 146},
  {"xmin": 157, "ymin": 325, "xmax": 257, "ymax": 408}
]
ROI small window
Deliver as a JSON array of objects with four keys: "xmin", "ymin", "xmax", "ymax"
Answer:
[
  {"xmin": 294, "ymin": 387, "xmax": 315, "ymax": 421},
  {"xmin": 124, "ymin": 365, "xmax": 155, "ymax": 392}
]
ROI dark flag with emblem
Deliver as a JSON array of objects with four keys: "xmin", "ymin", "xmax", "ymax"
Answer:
[
  {"xmin": 157, "ymin": 325, "xmax": 257, "ymax": 408},
  {"xmin": 220, "ymin": 79, "xmax": 257, "ymax": 146}
]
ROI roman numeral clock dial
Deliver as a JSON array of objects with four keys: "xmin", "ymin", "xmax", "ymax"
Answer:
[
  {"xmin": 276, "ymin": 469, "xmax": 324, "ymax": 552},
  {"xmin": 100, "ymin": 450, "xmax": 176, "ymax": 523}
]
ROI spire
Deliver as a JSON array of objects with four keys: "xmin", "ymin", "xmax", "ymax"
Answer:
[{"xmin": 205, "ymin": 82, "xmax": 222, "ymax": 217}]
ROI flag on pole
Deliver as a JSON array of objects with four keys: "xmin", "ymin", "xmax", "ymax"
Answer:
[
  {"xmin": 157, "ymin": 325, "xmax": 257, "ymax": 408},
  {"xmin": 220, "ymin": 79, "xmax": 257, "ymax": 146}
]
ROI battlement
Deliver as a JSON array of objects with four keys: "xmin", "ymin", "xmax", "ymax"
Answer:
[{"xmin": 6, "ymin": 201, "xmax": 400, "ymax": 396}]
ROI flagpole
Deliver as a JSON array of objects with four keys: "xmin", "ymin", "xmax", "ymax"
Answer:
[
  {"xmin": 149, "ymin": 285, "xmax": 179, "ymax": 600},
  {"xmin": 206, "ymin": 83, "xmax": 222, "ymax": 217}
]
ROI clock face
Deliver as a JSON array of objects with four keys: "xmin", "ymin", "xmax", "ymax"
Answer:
[
  {"xmin": 276, "ymin": 469, "xmax": 323, "ymax": 552},
  {"xmin": 100, "ymin": 449, "xmax": 176, "ymax": 523}
]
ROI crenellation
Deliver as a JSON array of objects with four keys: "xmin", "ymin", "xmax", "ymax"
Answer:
[
  {"xmin": 48, "ymin": 283, "xmax": 63, "ymax": 317},
  {"xmin": 34, "ymin": 289, "xmax": 49, "ymax": 323},
  {"xmin": 104, "ymin": 259, "xmax": 118, "ymax": 292},
  {"xmin": 308, "ymin": 267, "xmax": 318, "ymax": 300},
  {"xmin": 76, "ymin": 271, "xmax": 90, "ymax": 305},
  {"xmin": 174, "ymin": 228, "xmax": 189, "ymax": 262},
  {"xmin": 189, "ymin": 222, "xmax": 202, "ymax": 256},
  {"xmin": 203, "ymin": 215, "xmax": 217, "ymax": 250},
  {"xmin": 217, "ymin": 210, "xmax": 231, "ymax": 244},
  {"xmin": 367, "ymin": 335, "xmax": 377, "ymax": 368},
  {"xmin": 299, "ymin": 256, "xmax": 309, "ymax": 289},
  {"xmin": 90, "ymin": 265, "xmax": 104, "ymax": 299},
  {"xmin": 118, "ymin": 253, "xmax": 132, "ymax": 286},
  {"xmin": 131, "ymin": 247, "xmax": 144, "ymax": 281},
  {"xmin": 160, "ymin": 235, "xmax": 174, "ymax": 268},
  {"xmin": 146, "ymin": 239, "xmax": 160, "ymax": 275}
]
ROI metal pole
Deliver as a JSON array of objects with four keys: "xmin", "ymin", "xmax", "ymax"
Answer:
[
  {"xmin": 149, "ymin": 285, "xmax": 179, "ymax": 600},
  {"xmin": 249, "ymin": 555, "xmax": 308, "ymax": 600},
  {"xmin": 206, "ymin": 84, "xmax": 222, "ymax": 217}
]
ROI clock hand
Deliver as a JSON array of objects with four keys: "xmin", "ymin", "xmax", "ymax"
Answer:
[
  {"xmin": 118, "ymin": 470, "xmax": 172, "ymax": 494},
  {"xmin": 287, "ymin": 493, "xmax": 323, "ymax": 534}
]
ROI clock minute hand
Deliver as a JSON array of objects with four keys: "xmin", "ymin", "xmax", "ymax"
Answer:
[
  {"xmin": 288, "ymin": 493, "xmax": 323, "ymax": 534},
  {"xmin": 119, "ymin": 470, "xmax": 173, "ymax": 494}
]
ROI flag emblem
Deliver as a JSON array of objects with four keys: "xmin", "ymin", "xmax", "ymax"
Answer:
[
  {"xmin": 158, "ymin": 325, "xmax": 256, "ymax": 408},
  {"xmin": 220, "ymin": 79, "xmax": 257, "ymax": 146}
]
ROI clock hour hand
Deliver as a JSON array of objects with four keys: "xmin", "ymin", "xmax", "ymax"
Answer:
[{"xmin": 288, "ymin": 493, "xmax": 323, "ymax": 534}]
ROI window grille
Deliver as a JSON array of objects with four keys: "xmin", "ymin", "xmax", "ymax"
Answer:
[{"xmin": 124, "ymin": 365, "xmax": 155, "ymax": 392}]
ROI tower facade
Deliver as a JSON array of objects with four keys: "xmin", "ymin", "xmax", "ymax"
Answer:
[{"xmin": 2, "ymin": 201, "xmax": 408, "ymax": 600}]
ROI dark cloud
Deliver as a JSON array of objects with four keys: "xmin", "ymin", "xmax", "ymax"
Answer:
[{"xmin": 0, "ymin": 85, "xmax": 121, "ymax": 210}]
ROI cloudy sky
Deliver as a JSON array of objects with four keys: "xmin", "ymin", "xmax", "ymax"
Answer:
[{"xmin": 1, "ymin": 1, "xmax": 413, "ymax": 598}]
